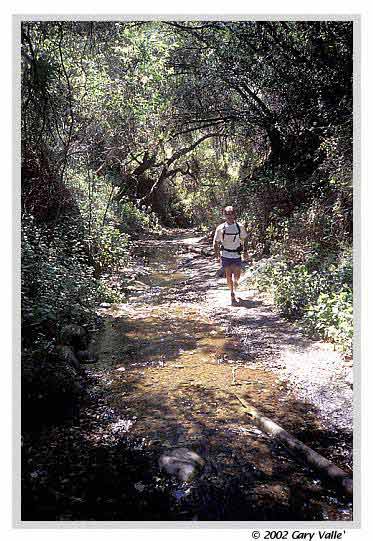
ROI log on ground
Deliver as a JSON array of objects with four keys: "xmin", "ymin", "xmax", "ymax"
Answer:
[{"xmin": 234, "ymin": 394, "xmax": 353, "ymax": 498}]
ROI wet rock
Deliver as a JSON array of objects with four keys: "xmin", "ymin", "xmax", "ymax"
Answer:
[{"xmin": 159, "ymin": 448, "xmax": 205, "ymax": 482}]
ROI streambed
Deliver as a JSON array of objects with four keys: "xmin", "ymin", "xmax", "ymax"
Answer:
[{"xmin": 22, "ymin": 230, "xmax": 353, "ymax": 522}]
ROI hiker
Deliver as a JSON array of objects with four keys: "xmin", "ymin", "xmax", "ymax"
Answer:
[{"xmin": 213, "ymin": 206, "xmax": 249, "ymax": 305}]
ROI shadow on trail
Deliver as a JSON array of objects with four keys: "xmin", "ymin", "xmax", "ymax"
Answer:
[
  {"xmin": 234, "ymin": 298, "xmax": 263, "ymax": 309},
  {"xmin": 21, "ymin": 230, "xmax": 353, "ymax": 521},
  {"xmin": 22, "ymin": 369, "xmax": 352, "ymax": 521},
  {"xmin": 221, "ymin": 307, "xmax": 314, "ymax": 352},
  {"xmin": 98, "ymin": 311, "xmax": 218, "ymax": 366}
]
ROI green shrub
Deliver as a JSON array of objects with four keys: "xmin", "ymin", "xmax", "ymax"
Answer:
[
  {"xmin": 273, "ymin": 265, "xmax": 327, "ymax": 318},
  {"xmin": 69, "ymin": 170, "xmax": 162, "ymax": 272},
  {"xmin": 21, "ymin": 213, "xmax": 124, "ymax": 352},
  {"xmin": 90, "ymin": 223, "xmax": 129, "ymax": 274},
  {"xmin": 247, "ymin": 250, "xmax": 353, "ymax": 353},
  {"xmin": 69, "ymin": 172, "xmax": 130, "ymax": 272},
  {"xmin": 117, "ymin": 199, "xmax": 162, "ymax": 234},
  {"xmin": 302, "ymin": 286, "xmax": 353, "ymax": 352},
  {"xmin": 22, "ymin": 168, "xmax": 164, "ymax": 354}
]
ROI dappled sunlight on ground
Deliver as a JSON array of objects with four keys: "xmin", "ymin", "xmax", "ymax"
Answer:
[
  {"xmin": 82, "ymin": 230, "xmax": 353, "ymax": 520},
  {"xmin": 22, "ymin": 229, "xmax": 353, "ymax": 521}
]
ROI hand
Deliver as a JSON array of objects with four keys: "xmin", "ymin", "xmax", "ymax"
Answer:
[
  {"xmin": 216, "ymin": 256, "xmax": 221, "ymax": 264},
  {"xmin": 243, "ymin": 251, "xmax": 250, "ymax": 262}
]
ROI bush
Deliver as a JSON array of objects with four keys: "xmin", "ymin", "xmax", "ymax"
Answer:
[
  {"xmin": 69, "ymin": 172, "xmax": 130, "ymax": 273},
  {"xmin": 22, "ymin": 168, "xmax": 160, "ymax": 352},
  {"xmin": 21, "ymin": 212, "xmax": 122, "ymax": 352},
  {"xmin": 273, "ymin": 265, "xmax": 327, "ymax": 318},
  {"xmin": 302, "ymin": 286, "xmax": 353, "ymax": 353},
  {"xmin": 247, "ymin": 250, "xmax": 353, "ymax": 354},
  {"xmin": 69, "ymin": 170, "xmax": 162, "ymax": 272},
  {"xmin": 21, "ymin": 171, "xmax": 133, "ymax": 428},
  {"xmin": 90, "ymin": 223, "xmax": 129, "ymax": 274},
  {"xmin": 116, "ymin": 199, "xmax": 162, "ymax": 234}
]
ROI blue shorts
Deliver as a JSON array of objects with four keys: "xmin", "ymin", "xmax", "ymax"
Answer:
[{"xmin": 221, "ymin": 257, "xmax": 242, "ymax": 269}]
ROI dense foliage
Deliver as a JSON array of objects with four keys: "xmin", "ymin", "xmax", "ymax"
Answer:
[
  {"xmin": 21, "ymin": 20, "xmax": 353, "ymax": 374},
  {"xmin": 248, "ymin": 247, "xmax": 352, "ymax": 353}
]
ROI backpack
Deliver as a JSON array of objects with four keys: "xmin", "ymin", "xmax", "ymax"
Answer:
[{"xmin": 220, "ymin": 223, "xmax": 242, "ymax": 254}]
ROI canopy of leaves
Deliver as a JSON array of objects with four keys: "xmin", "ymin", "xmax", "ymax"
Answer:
[{"xmin": 21, "ymin": 19, "xmax": 353, "ymax": 354}]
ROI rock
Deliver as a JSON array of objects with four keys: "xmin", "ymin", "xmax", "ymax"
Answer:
[
  {"xmin": 158, "ymin": 448, "xmax": 205, "ymax": 482},
  {"xmin": 55, "ymin": 344, "xmax": 80, "ymax": 371},
  {"xmin": 59, "ymin": 324, "xmax": 88, "ymax": 349}
]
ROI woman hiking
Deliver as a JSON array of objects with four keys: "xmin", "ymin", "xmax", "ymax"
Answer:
[{"xmin": 213, "ymin": 206, "xmax": 249, "ymax": 305}]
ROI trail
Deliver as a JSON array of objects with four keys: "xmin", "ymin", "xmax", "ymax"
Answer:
[{"xmin": 22, "ymin": 230, "xmax": 353, "ymax": 522}]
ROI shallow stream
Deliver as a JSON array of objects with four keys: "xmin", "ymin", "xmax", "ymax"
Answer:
[{"xmin": 22, "ymin": 230, "xmax": 353, "ymax": 522}]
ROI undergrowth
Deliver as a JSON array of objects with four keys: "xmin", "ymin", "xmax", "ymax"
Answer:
[
  {"xmin": 22, "ymin": 168, "xmax": 161, "ymax": 354},
  {"xmin": 246, "ymin": 248, "xmax": 353, "ymax": 355}
]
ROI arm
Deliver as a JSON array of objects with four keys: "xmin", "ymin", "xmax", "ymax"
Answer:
[
  {"xmin": 214, "ymin": 240, "xmax": 221, "ymax": 262},
  {"xmin": 242, "ymin": 237, "xmax": 250, "ymax": 260},
  {"xmin": 240, "ymin": 225, "xmax": 250, "ymax": 260},
  {"xmin": 213, "ymin": 227, "xmax": 221, "ymax": 262}
]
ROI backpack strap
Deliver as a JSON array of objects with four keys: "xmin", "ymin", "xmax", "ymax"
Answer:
[
  {"xmin": 220, "ymin": 223, "xmax": 242, "ymax": 253},
  {"xmin": 234, "ymin": 223, "xmax": 240, "ymax": 243}
]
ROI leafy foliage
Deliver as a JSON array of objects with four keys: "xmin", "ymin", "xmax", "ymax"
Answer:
[
  {"xmin": 302, "ymin": 287, "xmax": 353, "ymax": 352},
  {"xmin": 21, "ymin": 20, "xmax": 354, "ymax": 366},
  {"xmin": 21, "ymin": 213, "xmax": 118, "ymax": 352},
  {"xmin": 248, "ymin": 248, "xmax": 353, "ymax": 353}
]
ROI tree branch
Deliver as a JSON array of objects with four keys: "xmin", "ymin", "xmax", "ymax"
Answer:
[{"xmin": 138, "ymin": 132, "xmax": 221, "ymax": 204}]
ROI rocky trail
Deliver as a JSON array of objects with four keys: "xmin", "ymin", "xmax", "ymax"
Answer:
[{"xmin": 22, "ymin": 230, "xmax": 353, "ymax": 522}]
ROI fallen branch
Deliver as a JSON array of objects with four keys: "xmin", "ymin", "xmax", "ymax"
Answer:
[{"xmin": 234, "ymin": 394, "xmax": 353, "ymax": 498}]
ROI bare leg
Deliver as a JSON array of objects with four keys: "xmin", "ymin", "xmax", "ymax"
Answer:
[
  {"xmin": 225, "ymin": 266, "xmax": 237, "ymax": 304},
  {"xmin": 233, "ymin": 267, "xmax": 241, "ymax": 291},
  {"xmin": 225, "ymin": 268, "xmax": 234, "ymax": 294}
]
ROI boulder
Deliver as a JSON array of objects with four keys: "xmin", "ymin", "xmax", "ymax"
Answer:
[
  {"xmin": 159, "ymin": 448, "xmax": 205, "ymax": 482},
  {"xmin": 55, "ymin": 344, "xmax": 80, "ymax": 371},
  {"xmin": 59, "ymin": 324, "xmax": 88, "ymax": 350}
]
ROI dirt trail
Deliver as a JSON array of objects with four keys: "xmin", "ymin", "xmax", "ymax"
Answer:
[
  {"xmin": 84, "ymin": 229, "xmax": 353, "ymax": 521},
  {"xmin": 22, "ymin": 229, "xmax": 353, "ymax": 522}
]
